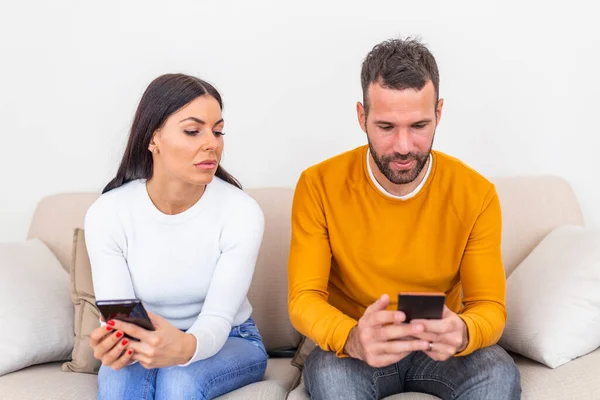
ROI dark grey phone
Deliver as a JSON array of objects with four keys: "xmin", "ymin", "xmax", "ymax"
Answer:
[
  {"xmin": 397, "ymin": 292, "xmax": 445, "ymax": 322},
  {"xmin": 95, "ymin": 299, "xmax": 155, "ymax": 339}
]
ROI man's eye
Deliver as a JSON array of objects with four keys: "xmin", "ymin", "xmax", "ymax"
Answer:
[
  {"xmin": 413, "ymin": 124, "xmax": 426, "ymax": 129},
  {"xmin": 379, "ymin": 125, "xmax": 394, "ymax": 131}
]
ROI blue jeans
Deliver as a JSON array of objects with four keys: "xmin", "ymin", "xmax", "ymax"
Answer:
[
  {"xmin": 304, "ymin": 345, "xmax": 521, "ymax": 400},
  {"xmin": 98, "ymin": 318, "xmax": 267, "ymax": 400}
]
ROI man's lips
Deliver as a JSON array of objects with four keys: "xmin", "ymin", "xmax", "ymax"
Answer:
[{"xmin": 390, "ymin": 159, "xmax": 415, "ymax": 170}]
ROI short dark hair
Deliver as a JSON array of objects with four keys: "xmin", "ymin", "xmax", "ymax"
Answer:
[{"xmin": 360, "ymin": 37, "xmax": 440, "ymax": 115}]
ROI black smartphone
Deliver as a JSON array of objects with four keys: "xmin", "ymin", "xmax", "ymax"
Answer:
[
  {"xmin": 95, "ymin": 299, "xmax": 155, "ymax": 339},
  {"xmin": 397, "ymin": 292, "xmax": 446, "ymax": 322}
]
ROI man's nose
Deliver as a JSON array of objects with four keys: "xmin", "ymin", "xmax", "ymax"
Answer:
[{"xmin": 393, "ymin": 130, "xmax": 412, "ymax": 155}]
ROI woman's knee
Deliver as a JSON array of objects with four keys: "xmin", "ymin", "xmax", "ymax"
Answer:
[
  {"xmin": 155, "ymin": 354, "xmax": 267, "ymax": 400},
  {"xmin": 155, "ymin": 367, "xmax": 209, "ymax": 400},
  {"xmin": 98, "ymin": 364, "xmax": 155, "ymax": 400}
]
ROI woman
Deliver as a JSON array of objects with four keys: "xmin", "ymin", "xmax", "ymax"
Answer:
[{"xmin": 85, "ymin": 73, "xmax": 267, "ymax": 399}]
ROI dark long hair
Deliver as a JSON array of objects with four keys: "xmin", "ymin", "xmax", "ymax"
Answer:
[{"xmin": 102, "ymin": 73, "xmax": 241, "ymax": 194}]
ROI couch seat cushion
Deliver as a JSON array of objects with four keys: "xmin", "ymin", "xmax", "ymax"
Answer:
[
  {"xmin": 0, "ymin": 358, "xmax": 299, "ymax": 400},
  {"xmin": 0, "ymin": 362, "xmax": 97, "ymax": 400},
  {"xmin": 512, "ymin": 348, "xmax": 600, "ymax": 399},
  {"xmin": 287, "ymin": 349, "xmax": 600, "ymax": 400},
  {"xmin": 287, "ymin": 379, "xmax": 439, "ymax": 400}
]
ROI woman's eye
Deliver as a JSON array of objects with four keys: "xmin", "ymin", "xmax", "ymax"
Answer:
[
  {"xmin": 213, "ymin": 131, "xmax": 225, "ymax": 136},
  {"xmin": 184, "ymin": 130, "xmax": 199, "ymax": 136}
]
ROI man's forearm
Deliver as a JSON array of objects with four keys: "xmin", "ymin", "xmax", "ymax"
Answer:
[
  {"xmin": 456, "ymin": 302, "xmax": 505, "ymax": 356},
  {"xmin": 343, "ymin": 326, "xmax": 361, "ymax": 359},
  {"xmin": 289, "ymin": 291, "xmax": 358, "ymax": 357},
  {"xmin": 456, "ymin": 318, "xmax": 469, "ymax": 354}
]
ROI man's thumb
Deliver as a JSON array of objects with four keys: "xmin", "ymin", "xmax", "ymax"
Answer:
[{"xmin": 364, "ymin": 294, "xmax": 390, "ymax": 315}]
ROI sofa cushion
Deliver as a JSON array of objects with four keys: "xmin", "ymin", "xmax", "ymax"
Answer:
[
  {"xmin": 61, "ymin": 229, "xmax": 101, "ymax": 374},
  {"xmin": 0, "ymin": 239, "xmax": 74, "ymax": 376},
  {"xmin": 0, "ymin": 358, "xmax": 299, "ymax": 400},
  {"xmin": 510, "ymin": 348, "xmax": 600, "ymax": 399},
  {"xmin": 287, "ymin": 379, "xmax": 439, "ymax": 400},
  {"xmin": 289, "ymin": 348, "xmax": 600, "ymax": 399},
  {"xmin": 244, "ymin": 188, "xmax": 302, "ymax": 352},
  {"xmin": 0, "ymin": 362, "xmax": 97, "ymax": 400},
  {"xmin": 499, "ymin": 225, "xmax": 600, "ymax": 368},
  {"xmin": 27, "ymin": 193, "xmax": 100, "ymax": 273},
  {"xmin": 291, "ymin": 336, "xmax": 317, "ymax": 370},
  {"xmin": 220, "ymin": 358, "xmax": 299, "ymax": 399},
  {"xmin": 493, "ymin": 176, "xmax": 583, "ymax": 277}
]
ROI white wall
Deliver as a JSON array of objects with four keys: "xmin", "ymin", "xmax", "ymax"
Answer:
[{"xmin": 1, "ymin": 0, "xmax": 599, "ymax": 241}]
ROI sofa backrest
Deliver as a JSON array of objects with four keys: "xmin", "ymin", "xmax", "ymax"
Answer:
[
  {"xmin": 492, "ymin": 175, "xmax": 583, "ymax": 276},
  {"xmin": 26, "ymin": 175, "xmax": 583, "ymax": 349}
]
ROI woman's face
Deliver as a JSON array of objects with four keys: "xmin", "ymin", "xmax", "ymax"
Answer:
[{"xmin": 149, "ymin": 95, "xmax": 224, "ymax": 186}]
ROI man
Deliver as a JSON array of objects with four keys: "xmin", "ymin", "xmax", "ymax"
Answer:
[{"xmin": 287, "ymin": 37, "xmax": 521, "ymax": 400}]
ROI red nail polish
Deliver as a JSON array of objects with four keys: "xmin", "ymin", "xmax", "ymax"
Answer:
[
  {"xmin": 121, "ymin": 339, "xmax": 128, "ymax": 346},
  {"xmin": 106, "ymin": 326, "xmax": 112, "ymax": 331},
  {"xmin": 128, "ymin": 349, "xmax": 133, "ymax": 355},
  {"xmin": 116, "ymin": 332, "xmax": 123, "ymax": 338},
  {"xmin": 107, "ymin": 320, "xmax": 115, "ymax": 326}
]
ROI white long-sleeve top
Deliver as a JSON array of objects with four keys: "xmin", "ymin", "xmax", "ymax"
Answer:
[{"xmin": 84, "ymin": 177, "xmax": 264, "ymax": 365}]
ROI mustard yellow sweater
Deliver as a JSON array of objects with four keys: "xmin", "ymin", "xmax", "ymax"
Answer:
[{"xmin": 288, "ymin": 145, "xmax": 506, "ymax": 357}]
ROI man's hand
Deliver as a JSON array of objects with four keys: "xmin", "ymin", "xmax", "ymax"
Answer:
[
  {"xmin": 109, "ymin": 311, "xmax": 197, "ymax": 369},
  {"xmin": 344, "ymin": 294, "xmax": 431, "ymax": 368},
  {"xmin": 410, "ymin": 305, "xmax": 469, "ymax": 361}
]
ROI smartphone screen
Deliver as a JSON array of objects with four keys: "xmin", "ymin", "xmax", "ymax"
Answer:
[
  {"xmin": 96, "ymin": 299, "xmax": 155, "ymax": 332},
  {"xmin": 397, "ymin": 292, "xmax": 445, "ymax": 322}
]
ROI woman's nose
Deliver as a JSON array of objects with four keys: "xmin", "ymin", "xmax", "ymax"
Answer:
[{"xmin": 201, "ymin": 131, "xmax": 219, "ymax": 151}]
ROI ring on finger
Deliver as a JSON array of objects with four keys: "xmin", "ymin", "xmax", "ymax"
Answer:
[{"xmin": 428, "ymin": 342, "xmax": 433, "ymax": 352}]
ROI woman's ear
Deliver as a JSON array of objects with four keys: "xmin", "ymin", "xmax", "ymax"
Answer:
[{"xmin": 148, "ymin": 130, "xmax": 160, "ymax": 153}]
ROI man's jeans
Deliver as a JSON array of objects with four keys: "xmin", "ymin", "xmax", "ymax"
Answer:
[
  {"xmin": 304, "ymin": 345, "xmax": 521, "ymax": 400},
  {"xmin": 98, "ymin": 318, "xmax": 267, "ymax": 400}
]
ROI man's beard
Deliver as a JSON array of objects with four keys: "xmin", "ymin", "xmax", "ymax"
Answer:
[{"xmin": 368, "ymin": 138, "xmax": 432, "ymax": 185}]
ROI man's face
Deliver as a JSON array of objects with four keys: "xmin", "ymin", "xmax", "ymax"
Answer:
[{"xmin": 358, "ymin": 80, "xmax": 443, "ymax": 185}]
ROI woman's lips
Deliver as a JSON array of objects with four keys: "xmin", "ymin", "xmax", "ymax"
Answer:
[{"xmin": 195, "ymin": 161, "xmax": 217, "ymax": 170}]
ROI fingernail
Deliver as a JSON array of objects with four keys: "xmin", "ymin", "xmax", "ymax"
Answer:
[
  {"xmin": 116, "ymin": 331, "xmax": 123, "ymax": 338},
  {"xmin": 121, "ymin": 339, "xmax": 128, "ymax": 346},
  {"xmin": 128, "ymin": 349, "xmax": 133, "ymax": 355},
  {"xmin": 106, "ymin": 326, "xmax": 112, "ymax": 331},
  {"xmin": 107, "ymin": 320, "xmax": 115, "ymax": 326}
]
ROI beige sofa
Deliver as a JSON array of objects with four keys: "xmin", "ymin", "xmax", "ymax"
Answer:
[{"xmin": 1, "ymin": 175, "xmax": 599, "ymax": 399}]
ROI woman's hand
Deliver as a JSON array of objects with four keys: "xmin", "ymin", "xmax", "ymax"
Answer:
[
  {"xmin": 89, "ymin": 321, "xmax": 135, "ymax": 370},
  {"xmin": 109, "ymin": 311, "xmax": 197, "ymax": 369}
]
